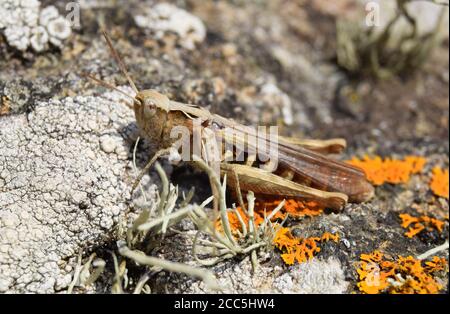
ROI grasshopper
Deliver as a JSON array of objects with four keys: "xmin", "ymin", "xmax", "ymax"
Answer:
[{"xmin": 87, "ymin": 31, "xmax": 374, "ymax": 212}]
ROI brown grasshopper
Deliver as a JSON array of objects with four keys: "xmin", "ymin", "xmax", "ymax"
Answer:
[{"xmin": 87, "ymin": 31, "xmax": 374, "ymax": 212}]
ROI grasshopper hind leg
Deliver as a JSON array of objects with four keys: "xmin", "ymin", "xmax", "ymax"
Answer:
[
  {"xmin": 279, "ymin": 137, "xmax": 347, "ymax": 155},
  {"xmin": 221, "ymin": 163, "xmax": 348, "ymax": 212}
]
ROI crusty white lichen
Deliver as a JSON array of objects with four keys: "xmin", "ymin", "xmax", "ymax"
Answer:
[
  {"xmin": 0, "ymin": 0, "xmax": 72, "ymax": 52},
  {"xmin": 134, "ymin": 3, "xmax": 206, "ymax": 50},
  {"xmin": 166, "ymin": 256, "xmax": 349, "ymax": 293},
  {"xmin": 272, "ymin": 257, "xmax": 349, "ymax": 293},
  {"xmin": 0, "ymin": 87, "xmax": 155, "ymax": 293}
]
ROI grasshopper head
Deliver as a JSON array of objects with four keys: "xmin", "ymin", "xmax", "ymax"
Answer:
[
  {"xmin": 135, "ymin": 90, "xmax": 170, "ymax": 114},
  {"xmin": 134, "ymin": 90, "xmax": 171, "ymax": 143}
]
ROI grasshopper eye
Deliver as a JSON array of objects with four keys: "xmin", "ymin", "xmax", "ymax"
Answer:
[{"xmin": 143, "ymin": 104, "xmax": 156, "ymax": 118}]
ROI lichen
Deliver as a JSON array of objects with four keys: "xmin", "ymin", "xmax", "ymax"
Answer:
[
  {"xmin": 347, "ymin": 155, "xmax": 427, "ymax": 185},
  {"xmin": 430, "ymin": 167, "xmax": 449, "ymax": 199},
  {"xmin": 399, "ymin": 213, "xmax": 446, "ymax": 238},
  {"xmin": 0, "ymin": 0, "xmax": 72, "ymax": 52},
  {"xmin": 273, "ymin": 227, "xmax": 339, "ymax": 265},
  {"xmin": 356, "ymin": 251, "xmax": 447, "ymax": 294},
  {"xmin": 220, "ymin": 199, "xmax": 323, "ymax": 235},
  {"xmin": 0, "ymin": 87, "xmax": 141, "ymax": 293},
  {"xmin": 336, "ymin": 0, "xmax": 448, "ymax": 79}
]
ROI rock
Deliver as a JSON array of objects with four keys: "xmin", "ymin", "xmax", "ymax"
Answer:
[
  {"xmin": 272, "ymin": 258, "xmax": 349, "ymax": 293},
  {"xmin": 164, "ymin": 256, "xmax": 348, "ymax": 294},
  {"xmin": 0, "ymin": 1, "xmax": 73, "ymax": 52},
  {"xmin": 260, "ymin": 82, "xmax": 294, "ymax": 126},
  {"xmin": 0, "ymin": 87, "xmax": 155, "ymax": 293},
  {"xmin": 0, "ymin": 0, "xmax": 448, "ymax": 295},
  {"xmin": 134, "ymin": 3, "xmax": 206, "ymax": 50}
]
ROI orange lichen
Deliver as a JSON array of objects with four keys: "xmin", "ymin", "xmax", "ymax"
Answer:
[
  {"xmin": 254, "ymin": 199, "xmax": 323, "ymax": 219},
  {"xmin": 273, "ymin": 227, "xmax": 339, "ymax": 265},
  {"xmin": 272, "ymin": 227, "xmax": 299, "ymax": 252},
  {"xmin": 219, "ymin": 199, "xmax": 324, "ymax": 234},
  {"xmin": 399, "ymin": 213, "xmax": 446, "ymax": 238},
  {"xmin": 320, "ymin": 232, "xmax": 340, "ymax": 242},
  {"xmin": 216, "ymin": 208, "xmax": 263, "ymax": 235},
  {"xmin": 220, "ymin": 207, "xmax": 247, "ymax": 234},
  {"xmin": 347, "ymin": 155, "xmax": 427, "ymax": 186},
  {"xmin": 424, "ymin": 256, "xmax": 448, "ymax": 273},
  {"xmin": 356, "ymin": 251, "xmax": 447, "ymax": 294},
  {"xmin": 404, "ymin": 156, "xmax": 428, "ymax": 174},
  {"xmin": 429, "ymin": 167, "xmax": 449, "ymax": 199},
  {"xmin": 282, "ymin": 200, "xmax": 324, "ymax": 218}
]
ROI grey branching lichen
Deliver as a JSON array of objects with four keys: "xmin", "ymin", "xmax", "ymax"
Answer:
[
  {"xmin": 189, "ymin": 158, "xmax": 284, "ymax": 271},
  {"xmin": 0, "ymin": 0, "xmax": 72, "ymax": 52},
  {"xmin": 67, "ymin": 251, "xmax": 106, "ymax": 294},
  {"xmin": 100, "ymin": 146, "xmax": 284, "ymax": 293},
  {"xmin": 336, "ymin": 0, "xmax": 448, "ymax": 78}
]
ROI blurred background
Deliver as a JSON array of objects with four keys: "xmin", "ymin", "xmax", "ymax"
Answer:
[{"xmin": 1, "ymin": 0, "xmax": 448, "ymax": 156}]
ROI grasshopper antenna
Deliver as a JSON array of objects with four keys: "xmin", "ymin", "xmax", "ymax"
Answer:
[
  {"xmin": 82, "ymin": 73, "xmax": 138, "ymax": 108},
  {"xmin": 102, "ymin": 30, "xmax": 139, "ymax": 94}
]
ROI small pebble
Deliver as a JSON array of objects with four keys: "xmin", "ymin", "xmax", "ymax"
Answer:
[{"xmin": 100, "ymin": 136, "xmax": 116, "ymax": 154}]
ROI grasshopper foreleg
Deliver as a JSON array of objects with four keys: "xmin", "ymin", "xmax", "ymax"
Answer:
[
  {"xmin": 230, "ymin": 167, "xmax": 247, "ymax": 212},
  {"xmin": 200, "ymin": 128, "xmax": 222, "ymax": 213},
  {"xmin": 131, "ymin": 147, "xmax": 173, "ymax": 194}
]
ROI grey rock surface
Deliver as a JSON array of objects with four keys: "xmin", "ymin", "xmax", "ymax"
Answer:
[
  {"xmin": 272, "ymin": 257, "xmax": 349, "ymax": 294},
  {"xmin": 0, "ymin": 88, "xmax": 142, "ymax": 293},
  {"xmin": 0, "ymin": 0, "xmax": 72, "ymax": 52},
  {"xmin": 161, "ymin": 256, "xmax": 348, "ymax": 294}
]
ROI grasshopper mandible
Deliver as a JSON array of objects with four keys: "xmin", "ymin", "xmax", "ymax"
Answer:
[{"xmin": 87, "ymin": 31, "xmax": 374, "ymax": 212}]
